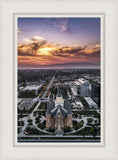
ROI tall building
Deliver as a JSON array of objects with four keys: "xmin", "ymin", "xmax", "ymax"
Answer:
[
  {"xmin": 72, "ymin": 78, "xmax": 91, "ymax": 97},
  {"xmin": 46, "ymin": 85, "xmax": 72, "ymax": 132},
  {"xmin": 91, "ymin": 81, "xmax": 100, "ymax": 106}
]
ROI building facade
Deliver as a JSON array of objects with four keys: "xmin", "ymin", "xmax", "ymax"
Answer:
[
  {"xmin": 72, "ymin": 78, "xmax": 91, "ymax": 97},
  {"xmin": 46, "ymin": 85, "xmax": 72, "ymax": 130},
  {"xmin": 19, "ymin": 84, "xmax": 42, "ymax": 97}
]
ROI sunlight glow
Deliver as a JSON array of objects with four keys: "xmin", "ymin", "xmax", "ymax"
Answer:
[{"xmin": 38, "ymin": 47, "xmax": 54, "ymax": 55}]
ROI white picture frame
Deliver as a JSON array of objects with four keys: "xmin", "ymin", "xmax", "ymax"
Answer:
[{"xmin": 0, "ymin": 0, "xmax": 118, "ymax": 160}]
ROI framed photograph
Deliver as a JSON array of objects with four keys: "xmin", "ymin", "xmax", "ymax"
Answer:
[
  {"xmin": 0, "ymin": 0, "xmax": 118, "ymax": 160},
  {"xmin": 15, "ymin": 13, "xmax": 103, "ymax": 146}
]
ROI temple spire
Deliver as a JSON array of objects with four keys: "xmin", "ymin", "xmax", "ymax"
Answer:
[{"xmin": 57, "ymin": 82, "xmax": 62, "ymax": 97}]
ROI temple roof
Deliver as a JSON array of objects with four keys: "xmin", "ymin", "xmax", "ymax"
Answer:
[
  {"xmin": 46, "ymin": 93, "xmax": 72, "ymax": 116},
  {"xmin": 64, "ymin": 97, "xmax": 72, "ymax": 114},
  {"xmin": 67, "ymin": 103, "xmax": 72, "ymax": 114},
  {"xmin": 51, "ymin": 105, "xmax": 67, "ymax": 118},
  {"xmin": 46, "ymin": 98, "xmax": 55, "ymax": 114}
]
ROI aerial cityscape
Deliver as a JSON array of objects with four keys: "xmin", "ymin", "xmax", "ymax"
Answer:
[{"xmin": 17, "ymin": 17, "xmax": 101, "ymax": 142}]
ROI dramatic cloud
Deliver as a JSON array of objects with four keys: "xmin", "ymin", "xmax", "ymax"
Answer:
[
  {"xmin": 19, "ymin": 36, "xmax": 48, "ymax": 56},
  {"xmin": 18, "ymin": 35, "xmax": 100, "ymax": 68},
  {"xmin": 18, "ymin": 17, "xmax": 100, "ymax": 69},
  {"xmin": 33, "ymin": 36, "xmax": 44, "ymax": 40}
]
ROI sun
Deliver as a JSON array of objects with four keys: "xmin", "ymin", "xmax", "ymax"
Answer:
[{"xmin": 37, "ymin": 47, "xmax": 54, "ymax": 55}]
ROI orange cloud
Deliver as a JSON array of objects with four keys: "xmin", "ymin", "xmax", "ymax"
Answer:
[{"xmin": 18, "ymin": 36, "xmax": 100, "ymax": 67}]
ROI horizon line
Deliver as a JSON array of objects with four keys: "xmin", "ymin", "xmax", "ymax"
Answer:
[{"xmin": 18, "ymin": 67, "xmax": 100, "ymax": 70}]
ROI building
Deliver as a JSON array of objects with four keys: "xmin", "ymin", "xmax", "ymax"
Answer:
[
  {"xmin": 84, "ymin": 97, "xmax": 98, "ymax": 109},
  {"xmin": 72, "ymin": 78, "xmax": 91, "ymax": 97},
  {"xmin": 75, "ymin": 100, "xmax": 84, "ymax": 110},
  {"xmin": 91, "ymin": 81, "xmax": 100, "ymax": 106},
  {"xmin": 46, "ymin": 85, "xmax": 72, "ymax": 132},
  {"xmin": 19, "ymin": 84, "xmax": 42, "ymax": 97}
]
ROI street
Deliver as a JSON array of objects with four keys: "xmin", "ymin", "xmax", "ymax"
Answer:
[{"xmin": 42, "ymin": 76, "xmax": 55, "ymax": 98}]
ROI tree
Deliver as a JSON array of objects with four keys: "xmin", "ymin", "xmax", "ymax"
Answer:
[
  {"xmin": 87, "ymin": 118, "xmax": 93, "ymax": 124},
  {"xmin": 81, "ymin": 129, "xmax": 85, "ymax": 137}
]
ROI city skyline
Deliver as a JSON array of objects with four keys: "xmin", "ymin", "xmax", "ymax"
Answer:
[{"xmin": 18, "ymin": 17, "xmax": 100, "ymax": 69}]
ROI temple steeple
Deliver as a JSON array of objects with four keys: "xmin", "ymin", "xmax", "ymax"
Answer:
[{"xmin": 57, "ymin": 82, "xmax": 62, "ymax": 97}]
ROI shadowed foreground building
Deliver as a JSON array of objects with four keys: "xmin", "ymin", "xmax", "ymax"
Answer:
[
  {"xmin": 46, "ymin": 85, "xmax": 72, "ymax": 132},
  {"xmin": 91, "ymin": 81, "xmax": 100, "ymax": 106}
]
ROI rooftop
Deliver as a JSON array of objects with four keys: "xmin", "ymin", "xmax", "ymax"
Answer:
[
  {"xmin": 84, "ymin": 97, "xmax": 97, "ymax": 106},
  {"xmin": 74, "ymin": 78, "xmax": 90, "ymax": 86},
  {"xmin": 23, "ymin": 85, "xmax": 42, "ymax": 91},
  {"xmin": 75, "ymin": 100, "xmax": 83, "ymax": 107}
]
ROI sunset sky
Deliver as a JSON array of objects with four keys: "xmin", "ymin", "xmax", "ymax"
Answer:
[{"xmin": 18, "ymin": 17, "xmax": 100, "ymax": 69}]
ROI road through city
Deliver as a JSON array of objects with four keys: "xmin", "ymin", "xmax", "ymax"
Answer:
[{"xmin": 42, "ymin": 76, "xmax": 55, "ymax": 98}]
